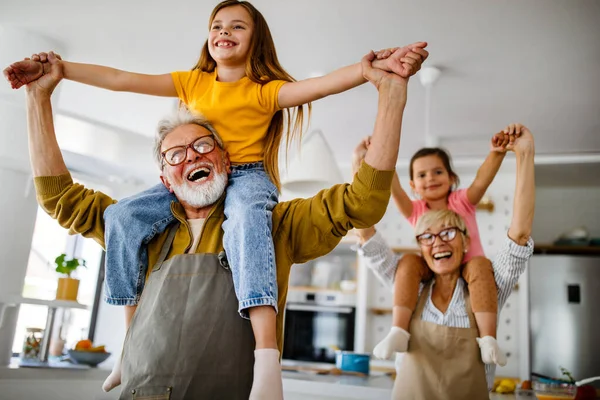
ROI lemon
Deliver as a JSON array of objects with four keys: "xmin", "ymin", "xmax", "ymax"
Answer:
[{"xmin": 495, "ymin": 379, "xmax": 516, "ymax": 394}]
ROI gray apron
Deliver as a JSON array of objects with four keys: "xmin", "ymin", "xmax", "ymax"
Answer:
[
  {"xmin": 393, "ymin": 282, "xmax": 489, "ymax": 400},
  {"xmin": 119, "ymin": 224, "xmax": 255, "ymax": 400}
]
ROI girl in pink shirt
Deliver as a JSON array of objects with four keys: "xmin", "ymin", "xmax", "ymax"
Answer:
[{"xmin": 369, "ymin": 127, "xmax": 519, "ymax": 366}]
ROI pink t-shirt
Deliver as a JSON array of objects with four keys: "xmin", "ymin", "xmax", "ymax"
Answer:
[{"xmin": 408, "ymin": 189, "xmax": 484, "ymax": 262}]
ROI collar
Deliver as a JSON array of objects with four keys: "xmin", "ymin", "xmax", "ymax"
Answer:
[{"xmin": 170, "ymin": 194, "xmax": 226, "ymax": 226}]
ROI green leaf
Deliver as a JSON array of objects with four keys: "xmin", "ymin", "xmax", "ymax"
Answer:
[
  {"xmin": 560, "ymin": 366, "xmax": 575, "ymax": 383},
  {"xmin": 55, "ymin": 254, "xmax": 66, "ymax": 266},
  {"xmin": 53, "ymin": 253, "xmax": 86, "ymax": 277}
]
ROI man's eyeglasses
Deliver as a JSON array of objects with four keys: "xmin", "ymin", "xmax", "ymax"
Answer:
[
  {"xmin": 415, "ymin": 227, "xmax": 465, "ymax": 246},
  {"xmin": 161, "ymin": 136, "xmax": 217, "ymax": 167}
]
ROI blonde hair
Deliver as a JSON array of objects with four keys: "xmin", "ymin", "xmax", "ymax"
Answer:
[
  {"xmin": 191, "ymin": 0, "xmax": 310, "ymax": 190},
  {"xmin": 414, "ymin": 210, "xmax": 469, "ymax": 241}
]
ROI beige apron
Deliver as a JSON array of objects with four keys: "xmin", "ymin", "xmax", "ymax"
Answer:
[
  {"xmin": 119, "ymin": 224, "xmax": 255, "ymax": 400},
  {"xmin": 393, "ymin": 282, "xmax": 489, "ymax": 400}
]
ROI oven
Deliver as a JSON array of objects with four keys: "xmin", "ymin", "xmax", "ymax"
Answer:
[{"xmin": 282, "ymin": 289, "xmax": 355, "ymax": 364}]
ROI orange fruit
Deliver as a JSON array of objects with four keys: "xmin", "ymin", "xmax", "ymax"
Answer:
[{"xmin": 74, "ymin": 339, "xmax": 93, "ymax": 350}]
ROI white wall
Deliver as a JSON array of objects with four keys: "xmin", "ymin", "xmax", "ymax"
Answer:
[
  {"xmin": 0, "ymin": 168, "xmax": 39, "ymax": 365},
  {"xmin": 532, "ymin": 186, "xmax": 600, "ymax": 243}
]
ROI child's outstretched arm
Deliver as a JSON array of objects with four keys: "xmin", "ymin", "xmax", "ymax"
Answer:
[
  {"xmin": 354, "ymin": 136, "xmax": 413, "ymax": 219},
  {"xmin": 277, "ymin": 42, "xmax": 428, "ymax": 109},
  {"xmin": 4, "ymin": 51, "xmax": 177, "ymax": 97},
  {"xmin": 466, "ymin": 125, "xmax": 521, "ymax": 205},
  {"xmin": 391, "ymin": 172, "xmax": 414, "ymax": 219}
]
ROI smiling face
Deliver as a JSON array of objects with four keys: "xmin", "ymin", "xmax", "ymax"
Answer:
[
  {"xmin": 410, "ymin": 155, "xmax": 454, "ymax": 201},
  {"xmin": 208, "ymin": 5, "xmax": 254, "ymax": 67},
  {"xmin": 415, "ymin": 210, "xmax": 469, "ymax": 277},
  {"xmin": 160, "ymin": 124, "xmax": 230, "ymax": 211}
]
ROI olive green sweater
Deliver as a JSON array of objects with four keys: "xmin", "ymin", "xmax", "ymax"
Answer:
[{"xmin": 34, "ymin": 162, "xmax": 393, "ymax": 351}]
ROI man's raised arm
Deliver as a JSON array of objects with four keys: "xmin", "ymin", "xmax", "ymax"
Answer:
[
  {"xmin": 362, "ymin": 50, "xmax": 410, "ymax": 172},
  {"xmin": 25, "ymin": 55, "xmax": 69, "ymax": 177},
  {"xmin": 25, "ymin": 56, "xmax": 115, "ymax": 247},
  {"xmin": 281, "ymin": 49, "xmax": 428, "ymax": 263}
]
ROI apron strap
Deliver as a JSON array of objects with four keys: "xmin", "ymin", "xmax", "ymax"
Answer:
[
  {"xmin": 414, "ymin": 282, "xmax": 433, "ymax": 319},
  {"xmin": 153, "ymin": 222, "xmax": 180, "ymax": 272},
  {"xmin": 462, "ymin": 286, "xmax": 478, "ymax": 331}
]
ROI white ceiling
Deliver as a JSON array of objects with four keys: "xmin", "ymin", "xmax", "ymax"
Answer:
[{"xmin": 2, "ymin": 0, "xmax": 600, "ymax": 186}]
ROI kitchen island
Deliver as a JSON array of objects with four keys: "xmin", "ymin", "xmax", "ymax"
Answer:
[
  {"xmin": 1, "ymin": 358, "xmax": 535, "ymax": 400},
  {"xmin": 282, "ymin": 369, "xmax": 534, "ymax": 400}
]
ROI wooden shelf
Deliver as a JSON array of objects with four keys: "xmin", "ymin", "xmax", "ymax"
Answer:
[
  {"xmin": 534, "ymin": 244, "xmax": 600, "ymax": 256},
  {"xmin": 476, "ymin": 199, "xmax": 495, "ymax": 212},
  {"xmin": 391, "ymin": 247, "xmax": 421, "ymax": 254},
  {"xmin": 0, "ymin": 295, "xmax": 89, "ymax": 310},
  {"xmin": 370, "ymin": 307, "xmax": 393, "ymax": 315}
]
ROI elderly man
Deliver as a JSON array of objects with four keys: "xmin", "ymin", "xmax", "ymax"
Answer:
[{"xmin": 23, "ymin": 47, "xmax": 425, "ymax": 399}]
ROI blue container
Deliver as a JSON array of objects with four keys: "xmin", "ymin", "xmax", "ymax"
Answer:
[{"xmin": 335, "ymin": 351, "xmax": 370, "ymax": 375}]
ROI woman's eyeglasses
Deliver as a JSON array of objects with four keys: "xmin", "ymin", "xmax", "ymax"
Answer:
[{"xmin": 415, "ymin": 227, "xmax": 465, "ymax": 246}]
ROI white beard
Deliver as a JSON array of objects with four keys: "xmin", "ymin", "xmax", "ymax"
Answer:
[{"xmin": 170, "ymin": 169, "xmax": 228, "ymax": 208}]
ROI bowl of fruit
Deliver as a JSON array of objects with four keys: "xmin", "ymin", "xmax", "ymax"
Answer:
[
  {"xmin": 67, "ymin": 339, "xmax": 111, "ymax": 367},
  {"xmin": 532, "ymin": 380, "xmax": 577, "ymax": 400},
  {"xmin": 532, "ymin": 368, "xmax": 599, "ymax": 400}
]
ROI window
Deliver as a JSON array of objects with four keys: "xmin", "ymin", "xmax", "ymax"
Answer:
[{"xmin": 12, "ymin": 204, "xmax": 104, "ymax": 355}]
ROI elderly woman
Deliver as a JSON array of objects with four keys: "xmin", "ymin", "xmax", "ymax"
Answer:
[{"xmin": 354, "ymin": 127, "xmax": 535, "ymax": 399}]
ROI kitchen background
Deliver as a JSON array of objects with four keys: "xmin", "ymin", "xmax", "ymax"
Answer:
[{"xmin": 0, "ymin": 0, "xmax": 599, "ymax": 399}]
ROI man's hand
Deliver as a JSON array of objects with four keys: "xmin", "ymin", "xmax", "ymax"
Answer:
[
  {"xmin": 373, "ymin": 42, "xmax": 429, "ymax": 78},
  {"xmin": 3, "ymin": 51, "xmax": 63, "ymax": 90},
  {"xmin": 24, "ymin": 51, "xmax": 64, "ymax": 97},
  {"xmin": 491, "ymin": 123, "xmax": 530, "ymax": 153},
  {"xmin": 510, "ymin": 125, "xmax": 534, "ymax": 155},
  {"xmin": 362, "ymin": 51, "xmax": 409, "ymax": 93}
]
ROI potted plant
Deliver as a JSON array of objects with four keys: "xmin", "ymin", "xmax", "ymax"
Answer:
[{"xmin": 54, "ymin": 253, "xmax": 86, "ymax": 301}]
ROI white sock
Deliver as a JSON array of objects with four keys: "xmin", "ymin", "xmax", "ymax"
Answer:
[
  {"xmin": 373, "ymin": 326, "xmax": 411, "ymax": 360},
  {"xmin": 102, "ymin": 352, "xmax": 122, "ymax": 392},
  {"xmin": 476, "ymin": 336, "xmax": 507, "ymax": 366},
  {"xmin": 249, "ymin": 349, "xmax": 283, "ymax": 400}
]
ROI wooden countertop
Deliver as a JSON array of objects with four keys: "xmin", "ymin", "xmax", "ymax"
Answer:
[{"xmin": 534, "ymin": 244, "xmax": 600, "ymax": 255}]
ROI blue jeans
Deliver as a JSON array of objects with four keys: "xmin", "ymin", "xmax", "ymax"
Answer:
[{"xmin": 103, "ymin": 163, "xmax": 279, "ymax": 318}]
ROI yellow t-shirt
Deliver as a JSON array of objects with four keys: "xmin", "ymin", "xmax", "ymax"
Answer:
[{"xmin": 170, "ymin": 70, "xmax": 287, "ymax": 164}]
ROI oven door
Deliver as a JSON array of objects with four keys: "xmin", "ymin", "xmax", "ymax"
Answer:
[{"xmin": 282, "ymin": 303, "xmax": 355, "ymax": 364}]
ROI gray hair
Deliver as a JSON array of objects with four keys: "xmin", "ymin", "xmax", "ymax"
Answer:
[{"xmin": 153, "ymin": 106, "xmax": 224, "ymax": 168}]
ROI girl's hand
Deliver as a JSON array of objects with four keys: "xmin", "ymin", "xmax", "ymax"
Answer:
[
  {"xmin": 3, "ymin": 51, "xmax": 62, "ymax": 90},
  {"xmin": 491, "ymin": 123, "xmax": 527, "ymax": 152},
  {"xmin": 490, "ymin": 132, "xmax": 512, "ymax": 153},
  {"xmin": 373, "ymin": 42, "xmax": 429, "ymax": 78}
]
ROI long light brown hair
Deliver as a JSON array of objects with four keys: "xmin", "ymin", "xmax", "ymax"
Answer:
[{"xmin": 192, "ymin": 0, "xmax": 310, "ymax": 190}]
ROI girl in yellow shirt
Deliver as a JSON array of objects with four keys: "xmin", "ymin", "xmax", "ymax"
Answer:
[{"xmin": 5, "ymin": 1, "xmax": 427, "ymax": 398}]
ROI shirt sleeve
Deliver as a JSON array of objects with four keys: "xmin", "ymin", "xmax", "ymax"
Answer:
[
  {"xmin": 408, "ymin": 199, "xmax": 426, "ymax": 226},
  {"xmin": 356, "ymin": 230, "xmax": 400, "ymax": 289},
  {"xmin": 170, "ymin": 70, "xmax": 205, "ymax": 105},
  {"xmin": 34, "ymin": 174, "xmax": 117, "ymax": 248},
  {"xmin": 451, "ymin": 188, "xmax": 476, "ymax": 210},
  {"xmin": 493, "ymin": 233, "xmax": 534, "ymax": 309},
  {"xmin": 278, "ymin": 161, "xmax": 394, "ymax": 264},
  {"xmin": 257, "ymin": 80, "xmax": 287, "ymax": 112}
]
